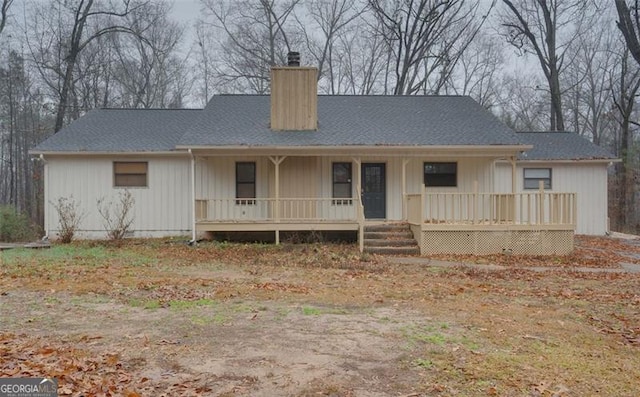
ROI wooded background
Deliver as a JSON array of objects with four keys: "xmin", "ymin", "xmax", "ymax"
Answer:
[{"xmin": 1, "ymin": 0, "xmax": 640, "ymax": 234}]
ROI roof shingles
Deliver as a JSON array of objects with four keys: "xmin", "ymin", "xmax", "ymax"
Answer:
[
  {"xmin": 178, "ymin": 95, "xmax": 523, "ymax": 147},
  {"xmin": 33, "ymin": 95, "xmax": 530, "ymax": 153},
  {"xmin": 516, "ymin": 131, "xmax": 616, "ymax": 161},
  {"xmin": 33, "ymin": 109, "xmax": 201, "ymax": 152}
]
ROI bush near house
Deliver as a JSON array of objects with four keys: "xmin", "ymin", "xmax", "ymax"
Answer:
[{"xmin": 0, "ymin": 205, "xmax": 37, "ymax": 242}]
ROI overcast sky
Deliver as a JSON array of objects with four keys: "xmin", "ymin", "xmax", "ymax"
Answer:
[{"xmin": 171, "ymin": 0, "xmax": 202, "ymax": 27}]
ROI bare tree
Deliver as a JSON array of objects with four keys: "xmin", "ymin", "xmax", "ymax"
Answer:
[
  {"xmin": 497, "ymin": 74, "xmax": 549, "ymax": 131},
  {"xmin": 0, "ymin": 50, "xmax": 50, "ymax": 222},
  {"xmin": 110, "ymin": 0, "xmax": 188, "ymax": 108},
  {"xmin": 499, "ymin": 0, "xmax": 592, "ymax": 131},
  {"xmin": 615, "ymin": 0, "xmax": 640, "ymax": 66},
  {"xmin": 200, "ymin": 0, "xmax": 301, "ymax": 93},
  {"xmin": 0, "ymin": 0, "xmax": 13, "ymax": 36},
  {"xmin": 337, "ymin": 18, "xmax": 388, "ymax": 94},
  {"xmin": 194, "ymin": 24, "xmax": 215, "ymax": 105},
  {"xmin": 26, "ymin": 0, "xmax": 149, "ymax": 133},
  {"xmin": 444, "ymin": 32, "xmax": 504, "ymax": 109},
  {"xmin": 295, "ymin": 0, "xmax": 364, "ymax": 94},
  {"xmin": 368, "ymin": 0, "xmax": 492, "ymax": 95},
  {"xmin": 563, "ymin": 15, "xmax": 618, "ymax": 145},
  {"xmin": 609, "ymin": 43, "xmax": 640, "ymax": 232}
]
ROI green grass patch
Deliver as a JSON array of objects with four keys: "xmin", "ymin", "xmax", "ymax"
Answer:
[
  {"xmin": 190, "ymin": 315, "xmax": 212, "ymax": 326},
  {"xmin": 301, "ymin": 306, "xmax": 349, "ymax": 316},
  {"xmin": 212, "ymin": 313, "xmax": 228, "ymax": 325},
  {"xmin": 404, "ymin": 325, "xmax": 449, "ymax": 346},
  {"xmin": 413, "ymin": 358, "xmax": 434, "ymax": 369},
  {"xmin": 128, "ymin": 298, "xmax": 162, "ymax": 309},
  {"xmin": 0, "ymin": 244, "xmax": 155, "ymax": 268},
  {"xmin": 168, "ymin": 298, "xmax": 216, "ymax": 310},
  {"xmin": 302, "ymin": 306, "xmax": 322, "ymax": 315}
]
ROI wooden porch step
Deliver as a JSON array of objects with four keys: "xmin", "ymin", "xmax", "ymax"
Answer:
[
  {"xmin": 364, "ymin": 238, "xmax": 417, "ymax": 247},
  {"xmin": 362, "ymin": 222, "xmax": 420, "ymax": 256},
  {"xmin": 364, "ymin": 223, "xmax": 413, "ymax": 232},
  {"xmin": 364, "ymin": 246, "xmax": 421, "ymax": 256},
  {"xmin": 364, "ymin": 231, "xmax": 414, "ymax": 240}
]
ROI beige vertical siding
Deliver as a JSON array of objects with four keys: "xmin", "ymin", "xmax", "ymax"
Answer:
[
  {"xmin": 277, "ymin": 157, "xmax": 319, "ymax": 198},
  {"xmin": 405, "ymin": 157, "xmax": 495, "ymax": 194},
  {"xmin": 495, "ymin": 161, "xmax": 610, "ymax": 235},
  {"xmin": 45, "ymin": 156, "xmax": 192, "ymax": 239},
  {"xmin": 270, "ymin": 67, "xmax": 318, "ymax": 131},
  {"xmin": 319, "ymin": 157, "xmax": 495, "ymax": 221}
]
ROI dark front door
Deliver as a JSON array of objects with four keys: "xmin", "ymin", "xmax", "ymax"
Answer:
[{"xmin": 361, "ymin": 163, "xmax": 386, "ymax": 219}]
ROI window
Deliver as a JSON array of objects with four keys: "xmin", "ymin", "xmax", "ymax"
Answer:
[
  {"xmin": 332, "ymin": 162, "xmax": 352, "ymax": 204},
  {"xmin": 114, "ymin": 162, "xmax": 148, "ymax": 187},
  {"xmin": 524, "ymin": 168, "xmax": 552, "ymax": 189},
  {"xmin": 236, "ymin": 162, "xmax": 256, "ymax": 204},
  {"xmin": 424, "ymin": 162, "xmax": 457, "ymax": 187}
]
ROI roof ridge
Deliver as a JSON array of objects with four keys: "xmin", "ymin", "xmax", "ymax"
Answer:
[
  {"xmin": 517, "ymin": 131, "xmax": 573, "ymax": 134},
  {"xmin": 210, "ymin": 94, "xmax": 471, "ymax": 98},
  {"xmin": 99, "ymin": 107, "xmax": 203, "ymax": 111}
]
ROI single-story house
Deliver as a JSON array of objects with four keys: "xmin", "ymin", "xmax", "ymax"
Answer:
[{"xmin": 31, "ymin": 56, "xmax": 616, "ymax": 255}]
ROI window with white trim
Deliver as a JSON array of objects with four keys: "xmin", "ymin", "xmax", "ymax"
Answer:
[
  {"xmin": 236, "ymin": 162, "xmax": 256, "ymax": 204},
  {"xmin": 424, "ymin": 162, "xmax": 457, "ymax": 187},
  {"xmin": 332, "ymin": 162, "xmax": 352, "ymax": 204},
  {"xmin": 523, "ymin": 168, "xmax": 552, "ymax": 189},
  {"xmin": 114, "ymin": 162, "xmax": 148, "ymax": 187}
]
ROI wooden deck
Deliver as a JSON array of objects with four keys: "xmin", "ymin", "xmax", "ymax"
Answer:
[{"xmin": 0, "ymin": 241, "xmax": 51, "ymax": 251}]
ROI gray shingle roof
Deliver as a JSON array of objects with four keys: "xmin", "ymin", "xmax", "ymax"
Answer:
[
  {"xmin": 178, "ymin": 95, "xmax": 524, "ymax": 147},
  {"xmin": 33, "ymin": 108, "xmax": 202, "ymax": 152},
  {"xmin": 516, "ymin": 131, "xmax": 616, "ymax": 161}
]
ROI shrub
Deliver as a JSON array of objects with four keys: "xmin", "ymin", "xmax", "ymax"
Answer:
[
  {"xmin": 51, "ymin": 196, "xmax": 86, "ymax": 243},
  {"xmin": 0, "ymin": 205, "xmax": 36, "ymax": 242},
  {"xmin": 97, "ymin": 190, "xmax": 135, "ymax": 240}
]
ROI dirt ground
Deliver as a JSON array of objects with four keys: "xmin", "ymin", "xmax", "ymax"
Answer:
[{"xmin": 1, "ymin": 236, "xmax": 639, "ymax": 396}]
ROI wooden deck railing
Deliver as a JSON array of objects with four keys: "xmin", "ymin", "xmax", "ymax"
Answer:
[
  {"xmin": 406, "ymin": 185, "xmax": 576, "ymax": 228},
  {"xmin": 195, "ymin": 197, "xmax": 360, "ymax": 222}
]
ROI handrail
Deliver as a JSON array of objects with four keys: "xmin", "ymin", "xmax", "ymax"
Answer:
[
  {"xmin": 355, "ymin": 186, "xmax": 365, "ymax": 252},
  {"xmin": 421, "ymin": 192, "xmax": 577, "ymax": 227},
  {"xmin": 196, "ymin": 197, "xmax": 359, "ymax": 222}
]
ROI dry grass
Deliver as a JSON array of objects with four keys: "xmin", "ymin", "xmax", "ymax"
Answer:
[{"xmin": 1, "ymin": 237, "xmax": 639, "ymax": 396}]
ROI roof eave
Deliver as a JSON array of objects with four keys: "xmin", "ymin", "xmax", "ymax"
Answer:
[
  {"xmin": 177, "ymin": 144, "xmax": 531, "ymax": 155},
  {"xmin": 515, "ymin": 158, "xmax": 620, "ymax": 163},
  {"xmin": 29, "ymin": 150, "xmax": 188, "ymax": 156}
]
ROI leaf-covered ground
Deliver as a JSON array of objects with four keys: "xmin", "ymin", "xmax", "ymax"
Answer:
[{"xmin": 1, "ymin": 236, "xmax": 639, "ymax": 396}]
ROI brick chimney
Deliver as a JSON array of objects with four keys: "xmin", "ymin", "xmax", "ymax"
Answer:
[{"xmin": 270, "ymin": 52, "xmax": 318, "ymax": 131}]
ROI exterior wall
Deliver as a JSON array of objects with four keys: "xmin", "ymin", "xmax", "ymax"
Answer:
[
  {"xmin": 45, "ymin": 155, "xmax": 191, "ymax": 239},
  {"xmin": 196, "ymin": 156, "xmax": 271, "ymax": 199},
  {"xmin": 495, "ymin": 161, "xmax": 610, "ymax": 235},
  {"xmin": 405, "ymin": 157, "xmax": 495, "ymax": 195},
  {"xmin": 198, "ymin": 156, "xmax": 496, "ymax": 222}
]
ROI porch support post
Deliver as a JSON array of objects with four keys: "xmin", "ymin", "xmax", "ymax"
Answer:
[
  {"xmin": 269, "ymin": 156, "xmax": 286, "ymax": 245},
  {"xmin": 402, "ymin": 158, "xmax": 410, "ymax": 220},
  {"xmin": 352, "ymin": 157, "xmax": 363, "ymax": 252},
  {"xmin": 510, "ymin": 156, "xmax": 516, "ymax": 194},
  {"xmin": 509, "ymin": 156, "xmax": 517, "ymax": 222},
  {"xmin": 40, "ymin": 154, "xmax": 49, "ymax": 239},
  {"xmin": 189, "ymin": 149, "xmax": 197, "ymax": 243}
]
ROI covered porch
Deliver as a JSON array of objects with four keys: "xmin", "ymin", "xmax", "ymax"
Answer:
[{"xmin": 188, "ymin": 150, "xmax": 577, "ymax": 254}]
